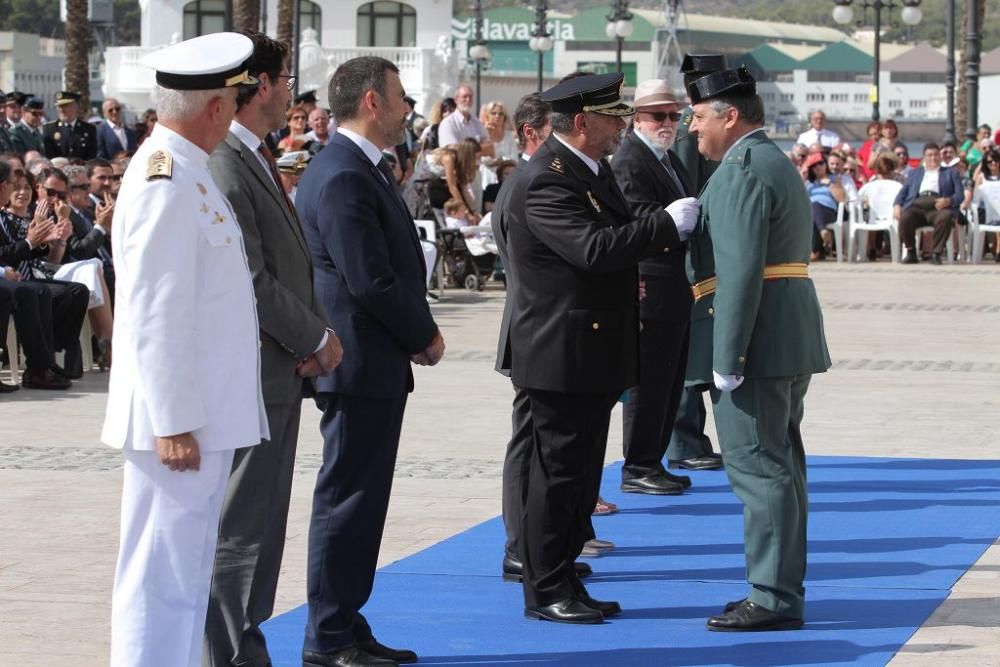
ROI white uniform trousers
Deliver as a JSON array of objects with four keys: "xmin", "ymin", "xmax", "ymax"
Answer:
[{"xmin": 110, "ymin": 448, "xmax": 235, "ymax": 667}]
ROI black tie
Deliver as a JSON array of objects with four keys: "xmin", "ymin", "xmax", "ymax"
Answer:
[
  {"xmin": 660, "ymin": 154, "xmax": 686, "ymax": 195},
  {"xmin": 376, "ymin": 158, "xmax": 397, "ymax": 189}
]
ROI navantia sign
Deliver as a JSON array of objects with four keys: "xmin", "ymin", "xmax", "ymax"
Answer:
[{"xmin": 451, "ymin": 17, "xmax": 575, "ymax": 42}]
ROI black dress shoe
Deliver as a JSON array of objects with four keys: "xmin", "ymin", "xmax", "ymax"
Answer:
[
  {"xmin": 931, "ymin": 252, "xmax": 943, "ymax": 265},
  {"xmin": 0, "ymin": 381, "xmax": 19, "ymax": 393},
  {"xmin": 577, "ymin": 592, "xmax": 622, "ymax": 617},
  {"xmin": 669, "ymin": 455, "xmax": 723, "ymax": 471},
  {"xmin": 358, "ymin": 638, "xmax": 417, "ymax": 664},
  {"xmin": 502, "ymin": 554, "xmax": 591, "ymax": 582},
  {"xmin": 303, "ymin": 646, "xmax": 398, "ymax": 666},
  {"xmin": 662, "ymin": 470, "xmax": 692, "ymax": 489},
  {"xmin": 620, "ymin": 473, "xmax": 684, "ymax": 495},
  {"xmin": 723, "ymin": 597, "xmax": 747, "ymax": 613},
  {"xmin": 22, "ymin": 369, "xmax": 71, "ymax": 390},
  {"xmin": 525, "ymin": 598, "xmax": 604, "ymax": 624},
  {"xmin": 902, "ymin": 251, "xmax": 918, "ymax": 264},
  {"xmin": 706, "ymin": 600, "xmax": 803, "ymax": 632}
]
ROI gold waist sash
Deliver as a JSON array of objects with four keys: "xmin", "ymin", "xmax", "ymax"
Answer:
[{"xmin": 691, "ymin": 263, "xmax": 809, "ymax": 302}]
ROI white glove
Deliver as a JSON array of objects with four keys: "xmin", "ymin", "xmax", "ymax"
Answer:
[
  {"xmin": 665, "ymin": 197, "xmax": 700, "ymax": 240},
  {"xmin": 713, "ymin": 371, "xmax": 744, "ymax": 393}
]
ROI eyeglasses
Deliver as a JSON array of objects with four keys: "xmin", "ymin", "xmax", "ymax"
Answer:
[
  {"xmin": 275, "ymin": 75, "xmax": 297, "ymax": 91},
  {"xmin": 639, "ymin": 111, "xmax": 682, "ymax": 123},
  {"xmin": 291, "ymin": 115, "xmax": 306, "ymax": 121},
  {"xmin": 107, "ymin": 106, "xmax": 121, "ymax": 113},
  {"xmin": 45, "ymin": 187, "xmax": 67, "ymax": 200}
]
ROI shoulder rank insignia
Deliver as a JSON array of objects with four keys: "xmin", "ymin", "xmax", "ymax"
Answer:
[
  {"xmin": 549, "ymin": 158, "xmax": 563, "ymax": 174},
  {"xmin": 146, "ymin": 150, "xmax": 173, "ymax": 181},
  {"xmin": 586, "ymin": 191, "xmax": 602, "ymax": 213}
]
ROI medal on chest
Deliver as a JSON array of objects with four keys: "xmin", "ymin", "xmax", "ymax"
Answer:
[{"xmin": 586, "ymin": 191, "xmax": 602, "ymax": 213}]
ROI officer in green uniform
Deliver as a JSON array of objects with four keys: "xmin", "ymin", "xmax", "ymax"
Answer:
[
  {"xmin": 10, "ymin": 97, "xmax": 46, "ymax": 155},
  {"xmin": 665, "ymin": 54, "xmax": 729, "ymax": 472},
  {"xmin": 686, "ymin": 67, "xmax": 831, "ymax": 631}
]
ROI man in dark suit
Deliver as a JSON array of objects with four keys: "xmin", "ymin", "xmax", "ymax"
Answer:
[
  {"xmin": 63, "ymin": 165, "xmax": 115, "ymax": 300},
  {"xmin": 611, "ymin": 80, "xmax": 698, "ymax": 495},
  {"xmin": 96, "ymin": 97, "xmax": 138, "ymax": 159},
  {"xmin": 202, "ymin": 33, "xmax": 344, "ymax": 667},
  {"xmin": 297, "ymin": 56, "xmax": 444, "ymax": 667},
  {"xmin": 42, "ymin": 91, "xmax": 97, "ymax": 160},
  {"xmin": 10, "ymin": 96, "xmax": 46, "ymax": 155},
  {"xmin": 506, "ymin": 73, "xmax": 699, "ymax": 624},
  {"xmin": 494, "ymin": 92, "xmax": 595, "ymax": 584},
  {"xmin": 666, "ymin": 53, "xmax": 729, "ymax": 472},
  {"xmin": 895, "ymin": 142, "xmax": 964, "ymax": 265}
]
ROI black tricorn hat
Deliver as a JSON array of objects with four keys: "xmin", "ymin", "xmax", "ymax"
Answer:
[
  {"xmin": 25, "ymin": 96, "xmax": 44, "ymax": 110},
  {"xmin": 294, "ymin": 89, "xmax": 317, "ymax": 105},
  {"xmin": 686, "ymin": 66, "xmax": 756, "ymax": 104},
  {"xmin": 680, "ymin": 53, "xmax": 729, "ymax": 76},
  {"xmin": 540, "ymin": 72, "xmax": 634, "ymax": 117}
]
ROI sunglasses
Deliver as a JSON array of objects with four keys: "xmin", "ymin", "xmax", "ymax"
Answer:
[
  {"xmin": 45, "ymin": 187, "xmax": 67, "ymax": 200},
  {"xmin": 640, "ymin": 111, "xmax": 682, "ymax": 123},
  {"xmin": 70, "ymin": 184, "xmax": 89, "ymax": 191},
  {"xmin": 291, "ymin": 115, "xmax": 306, "ymax": 121},
  {"xmin": 107, "ymin": 106, "xmax": 121, "ymax": 112}
]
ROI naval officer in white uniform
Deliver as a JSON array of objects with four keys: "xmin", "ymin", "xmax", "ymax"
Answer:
[{"xmin": 101, "ymin": 32, "xmax": 269, "ymax": 667}]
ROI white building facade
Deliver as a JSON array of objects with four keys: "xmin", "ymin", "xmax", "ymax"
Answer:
[
  {"xmin": 0, "ymin": 32, "xmax": 66, "ymax": 108},
  {"xmin": 103, "ymin": 0, "xmax": 457, "ymax": 115}
]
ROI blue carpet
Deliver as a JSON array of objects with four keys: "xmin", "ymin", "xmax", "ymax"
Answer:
[{"xmin": 264, "ymin": 456, "xmax": 1000, "ymax": 666}]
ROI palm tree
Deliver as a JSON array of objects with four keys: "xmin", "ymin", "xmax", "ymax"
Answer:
[
  {"xmin": 277, "ymin": 0, "xmax": 294, "ymax": 47},
  {"xmin": 64, "ymin": 0, "xmax": 91, "ymax": 112},
  {"xmin": 234, "ymin": 0, "xmax": 261, "ymax": 33}
]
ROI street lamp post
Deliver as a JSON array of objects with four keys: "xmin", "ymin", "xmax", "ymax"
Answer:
[
  {"xmin": 965, "ymin": 0, "xmax": 981, "ymax": 141},
  {"xmin": 469, "ymin": 0, "xmax": 491, "ymax": 105},
  {"xmin": 528, "ymin": 0, "xmax": 553, "ymax": 93},
  {"xmin": 606, "ymin": 0, "xmax": 634, "ymax": 73},
  {"xmin": 832, "ymin": 0, "xmax": 923, "ymax": 122},
  {"xmin": 943, "ymin": 0, "xmax": 956, "ymax": 143}
]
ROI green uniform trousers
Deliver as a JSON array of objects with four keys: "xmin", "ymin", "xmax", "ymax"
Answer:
[{"xmin": 711, "ymin": 374, "xmax": 810, "ymax": 618}]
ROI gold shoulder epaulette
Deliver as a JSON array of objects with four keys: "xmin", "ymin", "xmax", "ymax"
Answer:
[
  {"xmin": 549, "ymin": 157, "xmax": 563, "ymax": 174},
  {"xmin": 146, "ymin": 149, "xmax": 173, "ymax": 180}
]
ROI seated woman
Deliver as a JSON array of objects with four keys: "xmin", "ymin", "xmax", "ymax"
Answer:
[
  {"xmin": 15, "ymin": 167, "xmax": 113, "ymax": 369},
  {"xmin": 0, "ymin": 164, "xmax": 88, "ymax": 386},
  {"xmin": 802, "ymin": 153, "xmax": 846, "ymax": 260},
  {"xmin": 971, "ymin": 147, "xmax": 1000, "ymax": 261},
  {"xmin": 406, "ymin": 140, "xmax": 481, "ymax": 224}
]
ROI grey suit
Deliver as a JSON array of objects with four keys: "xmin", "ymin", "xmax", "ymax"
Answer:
[{"xmin": 203, "ymin": 130, "xmax": 329, "ymax": 667}]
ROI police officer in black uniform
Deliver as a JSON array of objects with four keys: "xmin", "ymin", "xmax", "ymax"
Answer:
[
  {"xmin": 504, "ymin": 72, "xmax": 700, "ymax": 624},
  {"xmin": 42, "ymin": 91, "xmax": 97, "ymax": 160}
]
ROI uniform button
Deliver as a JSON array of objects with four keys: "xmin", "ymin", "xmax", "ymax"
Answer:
[
  {"xmin": 225, "ymin": 236, "xmax": 232, "ymax": 244},
  {"xmin": 708, "ymin": 307, "xmax": 714, "ymax": 315},
  {"xmin": 663, "ymin": 247, "xmax": 670, "ymax": 252},
  {"xmin": 592, "ymin": 322, "xmax": 600, "ymax": 330},
  {"xmin": 738, "ymin": 355, "xmax": 746, "ymax": 363}
]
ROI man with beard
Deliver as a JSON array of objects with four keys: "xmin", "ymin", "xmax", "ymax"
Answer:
[
  {"xmin": 297, "ymin": 56, "xmax": 444, "ymax": 666},
  {"xmin": 687, "ymin": 67, "xmax": 830, "ymax": 631},
  {"xmin": 611, "ymin": 79, "xmax": 696, "ymax": 496},
  {"xmin": 505, "ymin": 72, "xmax": 699, "ymax": 624},
  {"xmin": 203, "ymin": 32, "xmax": 343, "ymax": 667},
  {"xmin": 437, "ymin": 84, "xmax": 489, "ymax": 149}
]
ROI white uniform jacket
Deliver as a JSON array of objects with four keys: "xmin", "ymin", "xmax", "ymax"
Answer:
[{"xmin": 102, "ymin": 124, "xmax": 269, "ymax": 452}]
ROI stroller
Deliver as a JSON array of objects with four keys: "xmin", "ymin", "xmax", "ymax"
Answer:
[{"xmin": 438, "ymin": 216, "xmax": 499, "ymax": 291}]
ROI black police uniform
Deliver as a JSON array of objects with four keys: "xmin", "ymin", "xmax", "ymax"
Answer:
[{"xmin": 42, "ymin": 92, "xmax": 96, "ymax": 160}]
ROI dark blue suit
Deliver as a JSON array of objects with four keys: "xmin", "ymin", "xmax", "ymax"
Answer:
[
  {"xmin": 297, "ymin": 131, "xmax": 438, "ymax": 654},
  {"xmin": 95, "ymin": 121, "xmax": 137, "ymax": 159},
  {"xmin": 894, "ymin": 165, "xmax": 964, "ymax": 254}
]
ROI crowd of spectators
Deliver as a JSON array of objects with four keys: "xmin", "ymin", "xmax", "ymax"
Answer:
[{"xmin": 788, "ymin": 111, "xmax": 1000, "ymax": 264}]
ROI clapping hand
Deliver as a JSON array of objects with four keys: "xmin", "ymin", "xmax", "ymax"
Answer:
[
  {"xmin": 56, "ymin": 218, "xmax": 73, "ymax": 241},
  {"xmin": 95, "ymin": 193, "xmax": 115, "ymax": 230},
  {"xmin": 26, "ymin": 217, "xmax": 56, "ymax": 247}
]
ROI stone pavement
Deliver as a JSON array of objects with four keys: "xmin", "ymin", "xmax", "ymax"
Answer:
[{"xmin": 1, "ymin": 262, "xmax": 999, "ymax": 665}]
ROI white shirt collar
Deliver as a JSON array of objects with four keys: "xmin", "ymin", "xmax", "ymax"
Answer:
[
  {"xmin": 337, "ymin": 127, "xmax": 384, "ymax": 167},
  {"xmin": 230, "ymin": 120, "xmax": 262, "ymax": 153},
  {"xmin": 632, "ymin": 129, "xmax": 665, "ymax": 161},
  {"xmin": 553, "ymin": 133, "xmax": 599, "ymax": 176},
  {"xmin": 721, "ymin": 127, "xmax": 765, "ymax": 164}
]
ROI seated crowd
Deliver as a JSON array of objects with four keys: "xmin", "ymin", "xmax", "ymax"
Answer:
[{"xmin": 790, "ymin": 111, "xmax": 1000, "ymax": 264}]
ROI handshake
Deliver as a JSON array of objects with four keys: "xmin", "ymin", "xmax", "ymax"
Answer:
[{"xmin": 665, "ymin": 197, "xmax": 700, "ymax": 241}]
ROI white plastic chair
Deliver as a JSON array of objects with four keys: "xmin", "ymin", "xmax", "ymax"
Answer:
[
  {"xmin": 851, "ymin": 180, "xmax": 902, "ymax": 263},
  {"xmin": 826, "ymin": 201, "xmax": 856, "ymax": 263},
  {"xmin": 3, "ymin": 322, "xmax": 19, "ymax": 382},
  {"xmin": 970, "ymin": 183, "xmax": 1000, "ymax": 263}
]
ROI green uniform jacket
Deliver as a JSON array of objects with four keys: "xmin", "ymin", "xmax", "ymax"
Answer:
[
  {"xmin": 687, "ymin": 129, "xmax": 831, "ymax": 384},
  {"xmin": 10, "ymin": 121, "xmax": 44, "ymax": 154}
]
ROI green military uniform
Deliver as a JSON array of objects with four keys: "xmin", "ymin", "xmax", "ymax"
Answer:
[
  {"xmin": 688, "ymin": 127, "xmax": 831, "ymax": 619},
  {"xmin": 10, "ymin": 120, "xmax": 44, "ymax": 154},
  {"xmin": 0, "ymin": 124, "xmax": 14, "ymax": 154}
]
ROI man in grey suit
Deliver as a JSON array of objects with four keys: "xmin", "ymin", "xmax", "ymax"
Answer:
[{"xmin": 203, "ymin": 32, "xmax": 343, "ymax": 667}]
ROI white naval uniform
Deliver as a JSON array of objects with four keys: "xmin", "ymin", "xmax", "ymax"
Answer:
[{"xmin": 102, "ymin": 123, "xmax": 269, "ymax": 667}]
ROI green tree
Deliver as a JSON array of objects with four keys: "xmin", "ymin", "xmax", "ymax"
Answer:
[{"xmin": 64, "ymin": 0, "xmax": 91, "ymax": 108}]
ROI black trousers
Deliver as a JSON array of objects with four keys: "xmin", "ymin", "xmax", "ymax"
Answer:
[
  {"xmin": 1, "ymin": 279, "xmax": 58, "ymax": 371},
  {"xmin": 304, "ymin": 393, "xmax": 406, "ymax": 654},
  {"xmin": 40, "ymin": 279, "xmax": 88, "ymax": 375},
  {"xmin": 521, "ymin": 389, "xmax": 617, "ymax": 607},
  {"xmin": 622, "ymin": 320, "xmax": 689, "ymax": 480},
  {"xmin": 501, "ymin": 385, "xmax": 532, "ymax": 558},
  {"xmin": 899, "ymin": 207, "xmax": 955, "ymax": 253}
]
